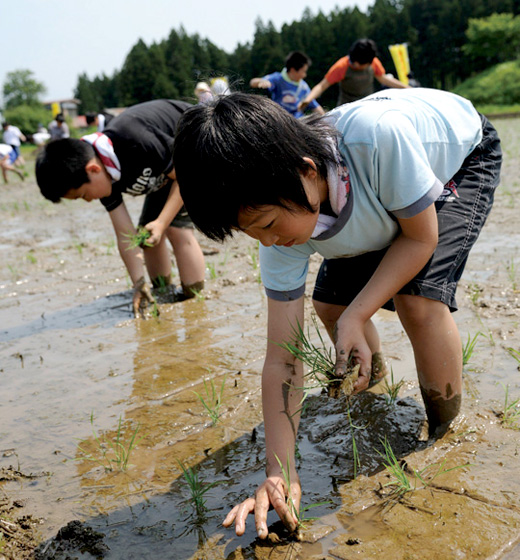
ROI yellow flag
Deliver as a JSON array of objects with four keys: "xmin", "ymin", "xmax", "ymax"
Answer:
[
  {"xmin": 51, "ymin": 102, "xmax": 61, "ymax": 117},
  {"xmin": 388, "ymin": 43, "xmax": 411, "ymax": 85}
]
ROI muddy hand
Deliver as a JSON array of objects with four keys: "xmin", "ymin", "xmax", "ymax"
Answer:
[
  {"xmin": 223, "ymin": 476, "xmax": 300, "ymax": 539},
  {"xmin": 132, "ymin": 277, "xmax": 156, "ymax": 318},
  {"xmin": 144, "ymin": 220, "xmax": 166, "ymax": 246}
]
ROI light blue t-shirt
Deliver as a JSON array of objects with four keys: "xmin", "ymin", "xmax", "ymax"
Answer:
[
  {"xmin": 264, "ymin": 69, "xmax": 319, "ymax": 118},
  {"xmin": 260, "ymin": 88, "xmax": 483, "ymax": 301}
]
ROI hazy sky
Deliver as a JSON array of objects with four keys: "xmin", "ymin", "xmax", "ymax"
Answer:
[{"xmin": 2, "ymin": 0, "xmax": 374, "ymax": 102}]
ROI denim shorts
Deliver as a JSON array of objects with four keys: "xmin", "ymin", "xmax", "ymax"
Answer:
[
  {"xmin": 138, "ymin": 180, "xmax": 194, "ymax": 229},
  {"xmin": 312, "ymin": 115, "xmax": 502, "ymax": 312}
]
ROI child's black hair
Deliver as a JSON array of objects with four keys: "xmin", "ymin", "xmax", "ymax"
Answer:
[
  {"xmin": 348, "ymin": 38, "xmax": 378, "ymax": 65},
  {"xmin": 174, "ymin": 92, "xmax": 337, "ymax": 242},
  {"xmin": 36, "ymin": 139, "xmax": 94, "ymax": 203},
  {"xmin": 285, "ymin": 51, "xmax": 311, "ymax": 72}
]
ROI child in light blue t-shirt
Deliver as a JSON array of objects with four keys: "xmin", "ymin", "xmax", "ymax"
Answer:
[{"xmin": 173, "ymin": 89, "xmax": 501, "ymax": 540}]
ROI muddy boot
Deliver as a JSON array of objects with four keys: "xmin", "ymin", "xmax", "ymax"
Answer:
[
  {"xmin": 174, "ymin": 280, "xmax": 205, "ymax": 302},
  {"xmin": 420, "ymin": 386, "xmax": 461, "ymax": 439},
  {"xmin": 368, "ymin": 351, "xmax": 389, "ymax": 388}
]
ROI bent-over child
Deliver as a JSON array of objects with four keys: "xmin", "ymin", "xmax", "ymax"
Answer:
[
  {"xmin": 173, "ymin": 89, "xmax": 501, "ymax": 537},
  {"xmin": 36, "ymin": 99, "xmax": 205, "ymax": 317}
]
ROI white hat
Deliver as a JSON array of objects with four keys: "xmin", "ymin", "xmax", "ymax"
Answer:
[{"xmin": 195, "ymin": 82, "xmax": 211, "ymax": 93}]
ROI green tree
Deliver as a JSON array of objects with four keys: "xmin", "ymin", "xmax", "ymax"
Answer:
[
  {"xmin": 3, "ymin": 104, "xmax": 53, "ymax": 135},
  {"xmin": 463, "ymin": 13, "xmax": 520, "ymax": 67},
  {"xmin": 2, "ymin": 69, "xmax": 46, "ymax": 108}
]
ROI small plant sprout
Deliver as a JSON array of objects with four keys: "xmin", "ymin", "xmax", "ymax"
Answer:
[
  {"xmin": 206, "ymin": 261, "xmax": 218, "ymax": 280},
  {"xmin": 467, "ymin": 282, "xmax": 482, "ymax": 306},
  {"xmin": 507, "ymin": 347, "xmax": 520, "ymax": 369},
  {"xmin": 193, "ymin": 374, "xmax": 227, "ymax": 425},
  {"xmin": 25, "ymin": 252, "xmax": 37, "ymax": 264},
  {"xmin": 347, "ymin": 404, "xmax": 364, "ymax": 479},
  {"xmin": 76, "ymin": 412, "xmax": 143, "ymax": 472},
  {"xmin": 177, "ymin": 460, "xmax": 220, "ymax": 517},
  {"xmin": 462, "ymin": 332, "xmax": 481, "ymax": 366},
  {"xmin": 505, "ymin": 258, "xmax": 517, "ymax": 291},
  {"xmin": 376, "ymin": 438, "xmax": 472, "ymax": 502},
  {"xmin": 125, "ymin": 226, "xmax": 153, "ymax": 249},
  {"xmin": 381, "ymin": 366, "xmax": 405, "ymax": 407},
  {"xmin": 279, "ymin": 315, "xmax": 359, "ymax": 398},
  {"xmin": 499, "ymin": 383, "xmax": 520, "ymax": 429},
  {"xmin": 247, "ymin": 243, "xmax": 259, "ymax": 270},
  {"xmin": 275, "ymin": 453, "xmax": 331, "ymax": 532}
]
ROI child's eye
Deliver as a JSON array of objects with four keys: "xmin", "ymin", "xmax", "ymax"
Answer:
[{"xmin": 263, "ymin": 220, "xmax": 274, "ymax": 230}]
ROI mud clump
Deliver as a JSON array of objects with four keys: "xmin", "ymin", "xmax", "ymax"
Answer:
[{"xmin": 35, "ymin": 520, "xmax": 109, "ymax": 560}]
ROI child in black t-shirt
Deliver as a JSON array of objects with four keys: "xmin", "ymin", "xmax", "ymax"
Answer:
[{"xmin": 36, "ymin": 99, "xmax": 205, "ymax": 317}]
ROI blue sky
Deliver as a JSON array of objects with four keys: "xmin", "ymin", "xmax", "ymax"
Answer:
[{"xmin": 2, "ymin": 0, "xmax": 373, "ymax": 102}]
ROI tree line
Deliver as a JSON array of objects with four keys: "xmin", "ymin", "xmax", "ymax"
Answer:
[{"xmin": 73, "ymin": 0, "xmax": 520, "ymax": 112}]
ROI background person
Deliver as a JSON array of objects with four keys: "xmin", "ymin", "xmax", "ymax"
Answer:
[
  {"xmin": 2, "ymin": 122, "xmax": 26, "ymax": 165},
  {"xmin": 299, "ymin": 38, "xmax": 408, "ymax": 111},
  {"xmin": 250, "ymin": 51, "xmax": 325, "ymax": 118},
  {"xmin": 173, "ymin": 90, "xmax": 501, "ymax": 539},
  {"xmin": 0, "ymin": 143, "xmax": 25, "ymax": 183},
  {"xmin": 36, "ymin": 99, "xmax": 205, "ymax": 316},
  {"xmin": 48, "ymin": 113, "xmax": 70, "ymax": 140}
]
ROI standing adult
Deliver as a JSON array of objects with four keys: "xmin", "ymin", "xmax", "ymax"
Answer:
[
  {"xmin": 299, "ymin": 38, "xmax": 408, "ymax": 111},
  {"xmin": 250, "ymin": 51, "xmax": 325, "ymax": 118}
]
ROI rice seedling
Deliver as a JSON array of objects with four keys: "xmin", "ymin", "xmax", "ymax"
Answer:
[
  {"xmin": 193, "ymin": 374, "xmax": 227, "ymax": 425},
  {"xmin": 507, "ymin": 347, "xmax": 520, "ymax": 368},
  {"xmin": 279, "ymin": 315, "xmax": 359, "ymax": 398},
  {"xmin": 346, "ymin": 404, "xmax": 363, "ymax": 479},
  {"xmin": 381, "ymin": 366, "xmax": 405, "ymax": 407},
  {"xmin": 505, "ymin": 258, "xmax": 517, "ymax": 291},
  {"xmin": 462, "ymin": 332, "xmax": 481, "ymax": 366},
  {"xmin": 219, "ymin": 250, "xmax": 230, "ymax": 266},
  {"xmin": 376, "ymin": 438, "xmax": 471, "ymax": 501},
  {"xmin": 247, "ymin": 244, "xmax": 259, "ymax": 270},
  {"xmin": 499, "ymin": 383, "xmax": 520, "ymax": 429},
  {"xmin": 125, "ymin": 226, "xmax": 153, "ymax": 249},
  {"xmin": 275, "ymin": 454, "xmax": 331, "ymax": 532},
  {"xmin": 206, "ymin": 262, "xmax": 218, "ymax": 280},
  {"xmin": 177, "ymin": 460, "xmax": 220, "ymax": 517},
  {"xmin": 25, "ymin": 252, "xmax": 37, "ymax": 264},
  {"xmin": 467, "ymin": 282, "xmax": 482, "ymax": 306},
  {"xmin": 76, "ymin": 412, "xmax": 143, "ymax": 472}
]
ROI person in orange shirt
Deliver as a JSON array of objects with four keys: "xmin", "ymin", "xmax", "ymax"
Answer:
[{"xmin": 299, "ymin": 38, "xmax": 408, "ymax": 110}]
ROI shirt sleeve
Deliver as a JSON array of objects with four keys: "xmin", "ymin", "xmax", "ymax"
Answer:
[
  {"xmin": 259, "ymin": 243, "xmax": 313, "ymax": 301},
  {"xmin": 325, "ymin": 57, "xmax": 349, "ymax": 85},
  {"xmin": 372, "ymin": 57, "xmax": 386, "ymax": 76}
]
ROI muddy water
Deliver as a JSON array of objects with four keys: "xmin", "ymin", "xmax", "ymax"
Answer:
[{"xmin": 1, "ymin": 117, "xmax": 520, "ymax": 559}]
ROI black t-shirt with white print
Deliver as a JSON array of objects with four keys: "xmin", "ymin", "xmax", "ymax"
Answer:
[{"xmin": 99, "ymin": 99, "xmax": 192, "ymax": 212}]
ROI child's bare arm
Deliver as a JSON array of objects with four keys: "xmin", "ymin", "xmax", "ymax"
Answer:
[
  {"xmin": 144, "ymin": 171, "xmax": 183, "ymax": 245},
  {"xmin": 224, "ymin": 296, "xmax": 305, "ymax": 538},
  {"xmin": 335, "ymin": 204, "xmax": 439, "ymax": 389}
]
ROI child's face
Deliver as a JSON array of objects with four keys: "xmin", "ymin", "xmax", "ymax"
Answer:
[
  {"xmin": 237, "ymin": 203, "xmax": 319, "ymax": 247},
  {"xmin": 63, "ymin": 163, "xmax": 112, "ymax": 202}
]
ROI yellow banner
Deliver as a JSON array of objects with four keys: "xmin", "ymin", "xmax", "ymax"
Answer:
[
  {"xmin": 388, "ymin": 43, "xmax": 411, "ymax": 85},
  {"xmin": 51, "ymin": 102, "xmax": 61, "ymax": 117}
]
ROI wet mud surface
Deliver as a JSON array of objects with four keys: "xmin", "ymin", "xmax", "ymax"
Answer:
[{"xmin": 1, "ymin": 118, "xmax": 520, "ymax": 559}]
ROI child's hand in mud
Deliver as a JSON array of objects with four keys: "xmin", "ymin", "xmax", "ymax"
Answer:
[
  {"xmin": 223, "ymin": 475, "xmax": 300, "ymax": 539},
  {"xmin": 334, "ymin": 312, "xmax": 372, "ymax": 393},
  {"xmin": 132, "ymin": 277, "xmax": 156, "ymax": 318},
  {"xmin": 143, "ymin": 220, "xmax": 166, "ymax": 247}
]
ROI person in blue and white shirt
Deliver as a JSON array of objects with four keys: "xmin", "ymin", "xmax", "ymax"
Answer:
[{"xmin": 250, "ymin": 51, "xmax": 325, "ymax": 118}]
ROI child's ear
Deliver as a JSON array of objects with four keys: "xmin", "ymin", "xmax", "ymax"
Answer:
[
  {"xmin": 302, "ymin": 156, "xmax": 318, "ymax": 178},
  {"xmin": 85, "ymin": 159, "xmax": 102, "ymax": 174}
]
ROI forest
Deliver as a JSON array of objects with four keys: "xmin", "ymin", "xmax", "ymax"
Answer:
[{"xmin": 73, "ymin": 0, "xmax": 520, "ymax": 112}]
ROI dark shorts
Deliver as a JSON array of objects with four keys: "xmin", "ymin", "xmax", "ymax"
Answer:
[
  {"xmin": 312, "ymin": 115, "xmax": 502, "ymax": 313},
  {"xmin": 138, "ymin": 180, "xmax": 194, "ymax": 229}
]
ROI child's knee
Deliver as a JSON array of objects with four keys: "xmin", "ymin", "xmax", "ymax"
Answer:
[{"xmin": 395, "ymin": 294, "xmax": 448, "ymax": 330}]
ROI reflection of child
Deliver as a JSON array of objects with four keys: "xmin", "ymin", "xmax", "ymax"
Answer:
[
  {"xmin": 35, "ymin": 100, "xmax": 205, "ymax": 316},
  {"xmin": 174, "ymin": 89, "xmax": 502, "ymax": 538},
  {"xmin": 0, "ymin": 143, "xmax": 24, "ymax": 183}
]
